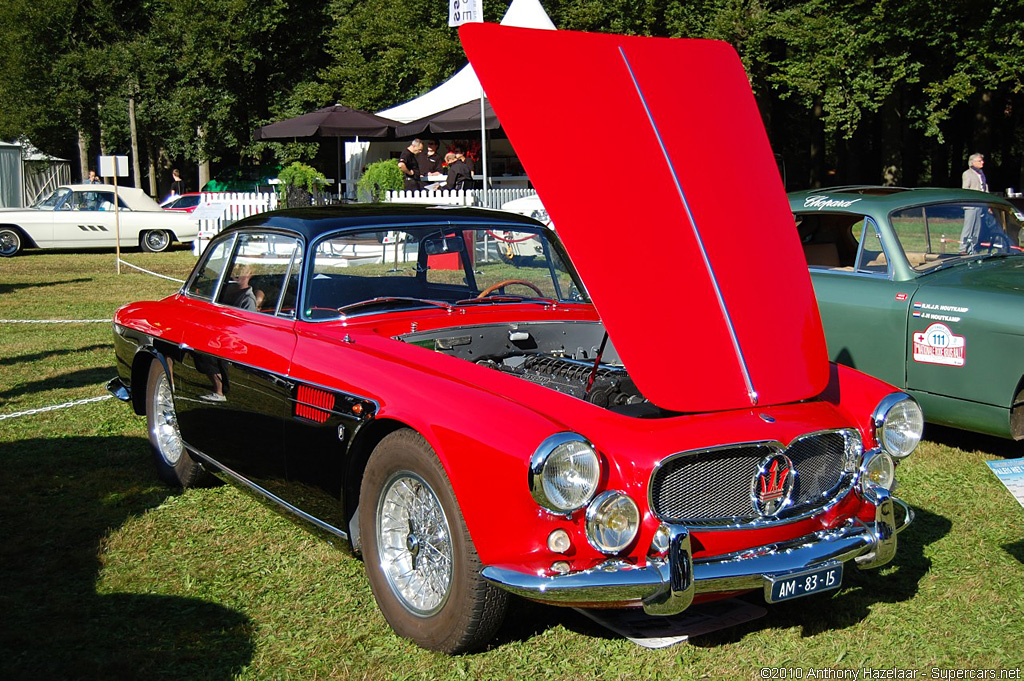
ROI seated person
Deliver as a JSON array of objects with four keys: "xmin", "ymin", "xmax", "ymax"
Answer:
[{"xmin": 221, "ymin": 263, "xmax": 265, "ymax": 311}]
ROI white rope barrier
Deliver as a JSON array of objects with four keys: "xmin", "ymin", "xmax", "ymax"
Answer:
[
  {"xmin": 0, "ymin": 394, "xmax": 113, "ymax": 421},
  {"xmin": 117, "ymin": 258, "xmax": 186, "ymax": 283}
]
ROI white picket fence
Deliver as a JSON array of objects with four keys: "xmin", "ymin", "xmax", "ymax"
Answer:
[
  {"xmin": 192, "ymin": 191, "xmax": 278, "ymax": 254},
  {"xmin": 191, "ymin": 187, "xmax": 539, "ymax": 254},
  {"xmin": 384, "ymin": 187, "xmax": 536, "ymax": 209}
]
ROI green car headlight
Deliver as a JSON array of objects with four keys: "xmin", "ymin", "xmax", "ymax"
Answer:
[
  {"xmin": 872, "ymin": 393, "xmax": 924, "ymax": 459},
  {"xmin": 529, "ymin": 433, "xmax": 600, "ymax": 514}
]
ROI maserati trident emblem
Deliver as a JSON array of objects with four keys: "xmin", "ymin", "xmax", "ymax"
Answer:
[{"xmin": 751, "ymin": 453, "xmax": 796, "ymax": 516}]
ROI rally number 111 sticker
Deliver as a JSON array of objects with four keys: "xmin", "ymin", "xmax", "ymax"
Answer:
[{"xmin": 913, "ymin": 323, "xmax": 965, "ymax": 366}]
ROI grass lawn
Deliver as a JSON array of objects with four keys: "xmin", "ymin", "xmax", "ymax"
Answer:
[{"xmin": 1, "ymin": 248, "xmax": 1022, "ymax": 679}]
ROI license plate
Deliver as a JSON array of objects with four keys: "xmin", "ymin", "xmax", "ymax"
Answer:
[{"xmin": 764, "ymin": 563, "xmax": 843, "ymax": 603}]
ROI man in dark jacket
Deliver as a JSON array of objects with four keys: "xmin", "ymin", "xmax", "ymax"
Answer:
[{"xmin": 398, "ymin": 139, "xmax": 424, "ymax": 190}]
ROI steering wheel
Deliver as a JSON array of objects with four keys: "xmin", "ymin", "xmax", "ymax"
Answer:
[{"xmin": 477, "ymin": 279, "xmax": 544, "ymax": 298}]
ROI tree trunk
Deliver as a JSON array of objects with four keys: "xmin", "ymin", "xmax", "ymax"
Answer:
[
  {"xmin": 77, "ymin": 127, "xmax": 89, "ymax": 183},
  {"xmin": 146, "ymin": 137, "xmax": 158, "ymax": 197},
  {"xmin": 129, "ymin": 95, "xmax": 142, "ymax": 190},
  {"xmin": 199, "ymin": 160, "xmax": 211, "ymax": 191}
]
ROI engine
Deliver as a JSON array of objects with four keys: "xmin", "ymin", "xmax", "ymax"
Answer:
[{"xmin": 479, "ymin": 354, "xmax": 646, "ymax": 408}]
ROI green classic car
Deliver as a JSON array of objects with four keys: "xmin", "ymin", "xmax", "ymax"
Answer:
[{"xmin": 790, "ymin": 186, "xmax": 1024, "ymax": 439}]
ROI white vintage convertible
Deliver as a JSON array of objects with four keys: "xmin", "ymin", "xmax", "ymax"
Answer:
[{"xmin": 0, "ymin": 184, "xmax": 198, "ymax": 256}]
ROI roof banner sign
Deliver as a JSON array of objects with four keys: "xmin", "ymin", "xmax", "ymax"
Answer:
[{"xmin": 449, "ymin": 0, "xmax": 481, "ymax": 27}]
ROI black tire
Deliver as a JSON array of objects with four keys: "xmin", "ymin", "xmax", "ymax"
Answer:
[
  {"xmin": 141, "ymin": 230, "xmax": 172, "ymax": 253},
  {"xmin": 0, "ymin": 227, "xmax": 22, "ymax": 257},
  {"xmin": 359, "ymin": 429, "xmax": 508, "ymax": 653},
  {"xmin": 145, "ymin": 360, "xmax": 206, "ymax": 487}
]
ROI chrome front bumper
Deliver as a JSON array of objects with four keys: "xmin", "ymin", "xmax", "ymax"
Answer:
[{"xmin": 481, "ymin": 491, "xmax": 912, "ymax": 616}]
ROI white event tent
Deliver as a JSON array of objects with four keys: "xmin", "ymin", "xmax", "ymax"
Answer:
[{"xmin": 345, "ymin": 0, "xmax": 556, "ymax": 187}]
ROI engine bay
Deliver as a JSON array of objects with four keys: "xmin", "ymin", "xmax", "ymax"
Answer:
[{"xmin": 399, "ymin": 321, "xmax": 662, "ymax": 416}]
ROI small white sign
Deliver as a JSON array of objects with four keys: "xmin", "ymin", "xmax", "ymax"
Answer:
[
  {"xmin": 98, "ymin": 155, "xmax": 129, "ymax": 178},
  {"xmin": 987, "ymin": 458, "xmax": 1024, "ymax": 510},
  {"xmin": 449, "ymin": 0, "xmax": 481, "ymax": 27}
]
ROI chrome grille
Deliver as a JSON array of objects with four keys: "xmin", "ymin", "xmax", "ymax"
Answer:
[{"xmin": 650, "ymin": 430, "xmax": 855, "ymax": 525}]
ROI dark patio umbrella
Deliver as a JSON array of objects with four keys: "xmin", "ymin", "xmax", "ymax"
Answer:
[
  {"xmin": 253, "ymin": 105, "xmax": 400, "ymax": 194},
  {"xmin": 253, "ymin": 104, "xmax": 399, "ymax": 141},
  {"xmin": 396, "ymin": 99, "xmax": 501, "ymax": 137}
]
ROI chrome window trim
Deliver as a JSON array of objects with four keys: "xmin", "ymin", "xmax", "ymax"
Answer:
[
  {"xmin": 648, "ymin": 428, "xmax": 863, "ymax": 530},
  {"xmin": 300, "ymin": 222, "xmax": 583, "ymax": 323}
]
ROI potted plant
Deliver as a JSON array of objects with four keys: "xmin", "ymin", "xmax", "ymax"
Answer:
[
  {"xmin": 357, "ymin": 159, "xmax": 404, "ymax": 202},
  {"xmin": 277, "ymin": 162, "xmax": 327, "ymax": 208}
]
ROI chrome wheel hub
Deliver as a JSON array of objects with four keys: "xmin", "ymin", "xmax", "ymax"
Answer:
[
  {"xmin": 152, "ymin": 374, "xmax": 183, "ymax": 465},
  {"xmin": 377, "ymin": 472, "xmax": 453, "ymax": 616}
]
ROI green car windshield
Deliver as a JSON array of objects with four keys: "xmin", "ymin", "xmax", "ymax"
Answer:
[{"xmin": 890, "ymin": 202, "xmax": 1024, "ymax": 270}]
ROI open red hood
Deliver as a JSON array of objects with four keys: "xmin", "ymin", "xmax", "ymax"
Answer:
[{"xmin": 461, "ymin": 24, "xmax": 829, "ymax": 412}]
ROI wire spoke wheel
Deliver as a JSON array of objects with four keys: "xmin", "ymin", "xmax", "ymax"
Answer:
[
  {"xmin": 150, "ymin": 370, "xmax": 183, "ymax": 466},
  {"xmin": 377, "ymin": 472, "xmax": 454, "ymax": 615},
  {"xmin": 360, "ymin": 429, "xmax": 508, "ymax": 653}
]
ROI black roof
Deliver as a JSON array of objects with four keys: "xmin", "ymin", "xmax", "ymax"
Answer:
[{"xmin": 221, "ymin": 203, "xmax": 545, "ymax": 242}]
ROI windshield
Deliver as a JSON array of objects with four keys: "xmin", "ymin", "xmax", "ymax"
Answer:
[
  {"xmin": 890, "ymin": 202, "xmax": 1024, "ymax": 270},
  {"xmin": 32, "ymin": 188, "xmax": 71, "ymax": 210},
  {"xmin": 304, "ymin": 225, "xmax": 587, "ymax": 320}
]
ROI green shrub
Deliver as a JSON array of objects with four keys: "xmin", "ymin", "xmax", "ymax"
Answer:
[
  {"xmin": 277, "ymin": 162, "xmax": 327, "ymax": 207},
  {"xmin": 357, "ymin": 159, "xmax": 403, "ymax": 202}
]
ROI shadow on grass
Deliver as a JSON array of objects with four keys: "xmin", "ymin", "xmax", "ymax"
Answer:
[
  {"xmin": 0, "ymin": 345, "xmax": 111, "ymax": 368},
  {"xmin": 923, "ymin": 424, "xmax": 1024, "ymax": 458},
  {"xmin": 1003, "ymin": 539, "xmax": 1024, "ymax": 565},
  {"xmin": 491, "ymin": 505, "xmax": 952, "ymax": 649},
  {"xmin": 688, "ymin": 505, "xmax": 951, "ymax": 646},
  {"xmin": 0, "ymin": 367, "xmax": 115, "ymax": 401},
  {"xmin": 0, "ymin": 278, "xmax": 93, "ymax": 295},
  {"xmin": 0, "ymin": 436, "xmax": 253, "ymax": 680}
]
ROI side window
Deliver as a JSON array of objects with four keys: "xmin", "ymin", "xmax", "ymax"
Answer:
[
  {"xmin": 186, "ymin": 236, "xmax": 234, "ymax": 301},
  {"xmin": 216, "ymin": 233, "xmax": 301, "ymax": 314},
  {"xmin": 855, "ymin": 218, "xmax": 888, "ymax": 274}
]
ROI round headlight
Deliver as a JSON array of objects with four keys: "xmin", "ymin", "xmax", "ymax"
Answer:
[
  {"xmin": 529, "ymin": 433, "xmax": 600, "ymax": 513},
  {"xmin": 861, "ymin": 449, "xmax": 896, "ymax": 492},
  {"xmin": 586, "ymin": 491, "xmax": 640, "ymax": 554},
  {"xmin": 873, "ymin": 394, "xmax": 924, "ymax": 458}
]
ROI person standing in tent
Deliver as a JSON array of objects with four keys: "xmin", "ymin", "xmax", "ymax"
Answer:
[
  {"xmin": 398, "ymin": 139, "xmax": 424, "ymax": 190},
  {"xmin": 417, "ymin": 140, "xmax": 442, "ymax": 177}
]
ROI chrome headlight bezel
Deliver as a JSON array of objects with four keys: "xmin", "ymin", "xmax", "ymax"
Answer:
[
  {"xmin": 585, "ymin": 490, "xmax": 640, "ymax": 554},
  {"xmin": 872, "ymin": 393, "xmax": 924, "ymax": 459},
  {"xmin": 529, "ymin": 433, "xmax": 601, "ymax": 514}
]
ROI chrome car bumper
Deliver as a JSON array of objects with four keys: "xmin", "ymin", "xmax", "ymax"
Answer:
[
  {"xmin": 107, "ymin": 377, "xmax": 132, "ymax": 402},
  {"xmin": 481, "ymin": 492, "xmax": 912, "ymax": 616}
]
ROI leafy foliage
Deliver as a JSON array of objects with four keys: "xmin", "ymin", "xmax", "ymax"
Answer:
[
  {"xmin": 1, "ymin": 0, "xmax": 1023, "ymax": 191},
  {"xmin": 357, "ymin": 158, "xmax": 403, "ymax": 202}
]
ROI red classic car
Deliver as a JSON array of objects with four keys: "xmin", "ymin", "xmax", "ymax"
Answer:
[{"xmin": 108, "ymin": 26, "xmax": 924, "ymax": 653}]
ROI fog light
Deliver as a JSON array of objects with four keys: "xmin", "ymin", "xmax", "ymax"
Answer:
[
  {"xmin": 861, "ymin": 449, "xmax": 895, "ymax": 492},
  {"xmin": 585, "ymin": 491, "xmax": 640, "ymax": 554},
  {"xmin": 551, "ymin": 560, "xmax": 571, "ymax": 574},
  {"xmin": 649, "ymin": 524, "xmax": 671, "ymax": 556},
  {"xmin": 547, "ymin": 528, "xmax": 571, "ymax": 553}
]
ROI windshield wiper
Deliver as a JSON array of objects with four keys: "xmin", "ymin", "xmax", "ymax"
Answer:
[{"xmin": 337, "ymin": 297, "xmax": 453, "ymax": 316}]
